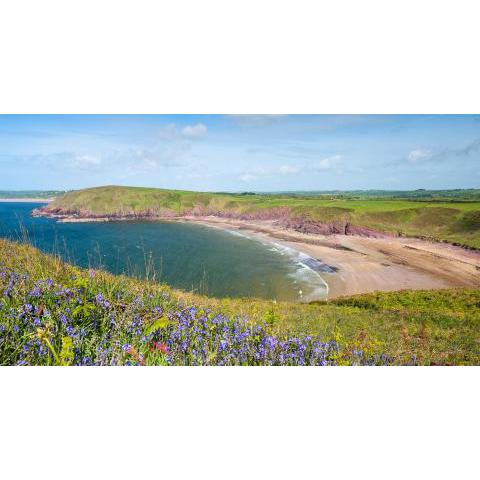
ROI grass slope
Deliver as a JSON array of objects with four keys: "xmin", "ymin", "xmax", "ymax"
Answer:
[
  {"xmin": 46, "ymin": 186, "xmax": 480, "ymax": 248},
  {"xmin": 1, "ymin": 238, "xmax": 478, "ymax": 365}
]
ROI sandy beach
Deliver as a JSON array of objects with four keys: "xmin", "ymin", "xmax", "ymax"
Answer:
[{"xmin": 178, "ymin": 215, "xmax": 480, "ymax": 299}]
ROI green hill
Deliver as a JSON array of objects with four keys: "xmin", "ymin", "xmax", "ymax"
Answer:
[
  {"xmin": 40, "ymin": 185, "xmax": 480, "ymax": 248},
  {"xmin": 1, "ymin": 238, "xmax": 478, "ymax": 365}
]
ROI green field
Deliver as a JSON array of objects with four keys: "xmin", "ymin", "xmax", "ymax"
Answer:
[
  {"xmin": 0, "ymin": 190, "xmax": 64, "ymax": 199},
  {"xmin": 44, "ymin": 186, "xmax": 480, "ymax": 248},
  {"xmin": 1, "ymin": 238, "xmax": 478, "ymax": 365}
]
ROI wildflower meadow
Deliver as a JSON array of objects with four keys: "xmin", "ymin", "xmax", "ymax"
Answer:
[{"xmin": 0, "ymin": 267, "xmax": 394, "ymax": 366}]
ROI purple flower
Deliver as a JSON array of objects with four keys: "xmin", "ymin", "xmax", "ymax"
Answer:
[
  {"xmin": 23, "ymin": 303, "xmax": 33, "ymax": 314},
  {"xmin": 66, "ymin": 326, "xmax": 76, "ymax": 337},
  {"xmin": 95, "ymin": 293, "xmax": 111, "ymax": 309},
  {"xmin": 29, "ymin": 286, "xmax": 41, "ymax": 298}
]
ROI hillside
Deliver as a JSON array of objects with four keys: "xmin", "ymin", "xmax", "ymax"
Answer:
[
  {"xmin": 35, "ymin": 185, "xmax": 480, "ymax": 248},
  {"xmin": 1, "ymin": 238, "xmax": 478, "ymax": 365}
]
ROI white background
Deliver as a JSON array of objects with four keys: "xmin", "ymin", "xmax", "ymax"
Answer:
[{"xmin": 1, "ymin": 1, "xmax": 479, "ymax": 479}]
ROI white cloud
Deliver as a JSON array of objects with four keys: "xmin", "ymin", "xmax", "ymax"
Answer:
[
  {"xmin": 70, "ymin": 154, "xmax": 102, "ymax": 171},
  {"xmin": 159, "ymin": 123, "xmax": 208, "ymax": 140},
  {"xmin": 314, "ymin": 154, "xmax": 341, "ymax": 170},
  {"xmin": 407, "ymin": 148, "xmax": 433, "ymax": 163},
  {"xmin": 182, "ymin": 123, "xmax": 208, "ymax": 139}
]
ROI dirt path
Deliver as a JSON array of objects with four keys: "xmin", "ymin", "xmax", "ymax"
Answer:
[{"xmin": 178, "ymin": 216, "xmax": 480, "ymax": 298}]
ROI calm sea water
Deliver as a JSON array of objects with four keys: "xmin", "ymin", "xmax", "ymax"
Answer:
[{"xmin": 0, "ymin": 202, "xmax": 328, "ymax": 301}]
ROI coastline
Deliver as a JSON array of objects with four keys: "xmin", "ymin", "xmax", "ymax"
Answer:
[
  {"xmin": 29, "ymin": 210, "xmax": 480, "ymax": 299},
  {"xmin": 176, "ymin": 215, "xmax": 480, "ymax": 299}
]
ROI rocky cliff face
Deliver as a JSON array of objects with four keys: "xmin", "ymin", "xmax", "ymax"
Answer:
[{"xmin": 32, "ymin": 203, "xmax": 388, "ymax": 239}]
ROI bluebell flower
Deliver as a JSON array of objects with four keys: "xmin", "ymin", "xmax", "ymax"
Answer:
[
  {"xmin": 66, "ymin": 326, "xmax": 76, "ymax": 337},
  {"xmin": 23, "ymin": 303, "xmax": 33, "ymax": 313},
  {"xmin": 29, "ymin": 286, "xmax": 41, "ymax": 298}
]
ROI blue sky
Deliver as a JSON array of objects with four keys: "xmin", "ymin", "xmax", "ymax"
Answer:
[{"xmin": 0, "ymin": 114, "xmax": 479, "ymax": 191}]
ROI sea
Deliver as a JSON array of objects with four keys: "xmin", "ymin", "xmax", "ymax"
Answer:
[{"xmin": 0, "ymin": 202, "xmax": 329, "ymax": 301}]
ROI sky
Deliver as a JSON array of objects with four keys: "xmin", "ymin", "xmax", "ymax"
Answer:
[{"xmin": 0, "ymin": 114, "xmax": 479, "ymax": 192}]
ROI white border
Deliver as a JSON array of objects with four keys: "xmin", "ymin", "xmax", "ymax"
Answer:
[
  {"xmin": 0, "ymin": 0, "xmax": 479, "ymax": 113},
  {"xmin": 1, "ymin": 367, "xmax": 478, "ymax": 479},
  {"xmin": 0, "ymin": 1, "xmax": 479, "ymax": 479}
]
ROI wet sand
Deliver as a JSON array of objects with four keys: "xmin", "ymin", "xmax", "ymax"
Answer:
[{"xmin": 178, "ymin": 216, "xmax": 480, "ymax": 298}]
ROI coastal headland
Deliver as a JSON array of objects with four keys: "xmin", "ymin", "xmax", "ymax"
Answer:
[{"xmin": 31, "ymin": 185, "xmax": 480, "ymax": 298}]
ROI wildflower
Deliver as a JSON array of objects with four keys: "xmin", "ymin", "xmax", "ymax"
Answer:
[
  {"xmin": 152, "ymin": 342, "xmax": 169, "ymax": 354},
  {"xmin": 29, "ymin": 286, "xmax": 41, "ymax": 298},
  {"xmin": 95, "ymin": 293, "xmax": 111, "ymax": 309},
  {"xmin": 122, "ymin": 343, "xmax": 131, "ymax": 352},
  {"xmin": 66, "ymin": 326, "xmax": 77, "ymax": 337},
  {"xmin": 3, "ymin": 279, "xmax": 15, "ymax": 297},
  {"xmin": 23, "ymin": 303, "xmax": 33, "ymax": 314}
]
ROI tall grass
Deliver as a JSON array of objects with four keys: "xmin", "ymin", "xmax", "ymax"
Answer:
[{"xmin": 0, "ymin": 238, "xmax": 478, "ymax": 365}]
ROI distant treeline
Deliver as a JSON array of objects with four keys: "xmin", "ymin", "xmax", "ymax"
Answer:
[
  {"xmin": 260, "ymin": 189, "xmax": 480, "ymax": 201},
  {"xmin": 0, "ymin": 190, "xmax": 64, "ymax": 199}
]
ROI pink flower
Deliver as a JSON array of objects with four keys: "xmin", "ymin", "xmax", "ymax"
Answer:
[{"xmin": 152, "ymin": 342, "xmax": 169, "ymax": 354}]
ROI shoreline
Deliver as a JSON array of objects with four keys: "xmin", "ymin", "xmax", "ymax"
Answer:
[
  {"xmin": 176, "ymin": 215, "xmax": 480, "ymax": 299},
  {"xmin": 30, "ymin": 211, "xmax": 480, "ymax": 299}
]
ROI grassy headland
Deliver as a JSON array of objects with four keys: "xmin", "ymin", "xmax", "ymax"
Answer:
[
  {"xmin": 1, "ymin": 238, "xmax": 478, "ymax": 365},
  {"xmin": 36, "ymin": 185, "xmax": 480, "ymax": 248}
]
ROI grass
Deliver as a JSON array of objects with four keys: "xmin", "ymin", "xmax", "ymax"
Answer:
[
  {"xmin": 45, "ymin": 186, "xmax": 480, "ymax": 248},
  {"xmin": 1, "ymin": 238, "xmax": 478, "ymax": 365}
]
